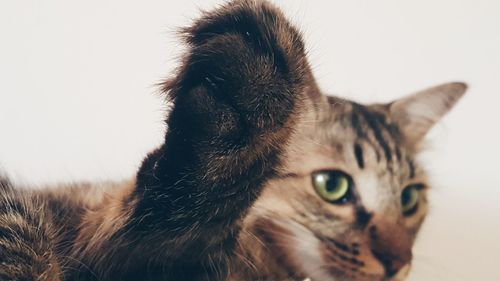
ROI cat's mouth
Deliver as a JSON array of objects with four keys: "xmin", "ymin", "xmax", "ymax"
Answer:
[
  {"xmin": 312, "ymin": 230, "xmax": 412, "ymax": 281},
  {"xmin": 319, "ymin": 237, "xmax": 411, "ymax": 281},
  {"xmin": 251, "ymin": 216, "xmax": 410, "ymax": 281},
  {"xmin": 259, "ymin": 217, "xmax": 384, "ymax": 280},
  {"xmin": 314, "ymin": 233, "xmax": 387, "ymax": 281}
]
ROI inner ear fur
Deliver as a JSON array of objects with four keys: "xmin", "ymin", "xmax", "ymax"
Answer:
[{"xmin": 389, "ymin": 82, "xmax": 467, "ymax": 145}]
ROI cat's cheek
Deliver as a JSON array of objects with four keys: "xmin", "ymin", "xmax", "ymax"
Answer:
[
  {"xmin": 251, "ymin": 216, "xmax": 331, "ymax": 280},
  {"xmin": 283, "ymin": 219, "xmax": 388, "ymax": 281},
  {"xmin": 283, "ymin": 220, "xmax": 333, "ymax": 281}
]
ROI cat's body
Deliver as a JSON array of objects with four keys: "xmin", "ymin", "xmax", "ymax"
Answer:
[{"xmin": 0, "ymin": 1, "xmax": 466, "ymax": 281}]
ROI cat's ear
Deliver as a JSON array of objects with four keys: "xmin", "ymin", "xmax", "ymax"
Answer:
[{"xmin": 389, "ymin": 82, "xmax": 467, "ymax": 145}]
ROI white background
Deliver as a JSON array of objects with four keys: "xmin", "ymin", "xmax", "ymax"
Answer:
[{"xmin": 0, "ymin": 1, "xmax": 499, "ymax": 280}]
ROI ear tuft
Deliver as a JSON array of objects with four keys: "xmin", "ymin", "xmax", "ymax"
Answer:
[{"xmin": 389, "ymin": 82, "xmax": 467, "ymax": 144}]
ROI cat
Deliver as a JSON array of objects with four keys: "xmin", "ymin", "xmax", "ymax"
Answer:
[{"xmin": 0, "ymin": 0, "xmax": 466, "ymax": 281}]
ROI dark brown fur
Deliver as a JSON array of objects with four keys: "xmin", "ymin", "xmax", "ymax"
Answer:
[
  {"xmin": 1, "ymin": 1, "xmax": 315, "ymax": 280},
  {"xmin": 0, "ymin": 1, "xmax": 466, "ymax": 281}
]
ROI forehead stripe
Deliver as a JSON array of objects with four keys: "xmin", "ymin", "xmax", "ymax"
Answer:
[
  {"xmin": 354, "ymin": 143, "xmax": 364, "ymax": 169},
  {"xmin": 350, "ymin": 104, "xmax": 380, "ymax": 161},
  {"xmin": 351, "ymin": 103, "xmax": 395, "ymax": 163},
  {"xmin": 408, "ymin": 159, "xmax": 416, "ymax": 179}
]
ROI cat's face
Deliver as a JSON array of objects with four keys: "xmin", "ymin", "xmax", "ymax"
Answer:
[{"xmin": 243, "ymin": 83, "xmax": 466, "ymax": 281}]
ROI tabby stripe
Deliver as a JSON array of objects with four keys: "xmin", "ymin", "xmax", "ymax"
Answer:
[
  {"xmin": 354, "ymin": 143, "xmax": 364, "ymax": 169},
  {"xmin": 350, "ymin": 104, "xmax": 381, "ymax": 162},
  {"xmin": 352, "ymin": 104, "xmax": 395, "ymax": 163},
  {"xmin": 363, "ymin": 112, "xmax": 392, "ymax": 162},
  {"xmin": 408, "ymin": 159, "xmax": 416, "ymax": 179}
]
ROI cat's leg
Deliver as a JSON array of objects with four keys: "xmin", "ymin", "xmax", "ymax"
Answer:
[
  {"xmin": 134, "ymin": 0, "xmax": 311, "ymax": 244},
  {"xmin": 72, "ymin": 1, "xmax": 316, "ymax": 280},
  {"xmin": 132, "ymin": 0, "xmax": 314, "ymax": 275},
  {"xmin": 0, "ymin": 183, "xmax": 62, "ymax": 281}
]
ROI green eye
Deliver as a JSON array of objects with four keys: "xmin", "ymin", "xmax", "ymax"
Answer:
[
  {"xmin": 401, "ymin": 184, "xmax": 422, "ymax": 215},
  {"xmin": 312, "ymin": 171, "xmax": 352, "ymax": 203}
]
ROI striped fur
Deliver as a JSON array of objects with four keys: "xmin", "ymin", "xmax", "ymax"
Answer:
[
  {"xmin": 0, "ymin": 185, "xmax": 61, "ymax": 281},
  {"xmin": 0, "ymin": 1, "xmax": 466, "ymax": 281}
]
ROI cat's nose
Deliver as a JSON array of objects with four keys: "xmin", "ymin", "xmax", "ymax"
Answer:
[{"xmin": 368, "ymin": 218, "xmax": 413, "ymax": 278}]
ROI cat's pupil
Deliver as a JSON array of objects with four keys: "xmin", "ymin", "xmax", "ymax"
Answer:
[
  {"xmin": 401, "ymin": 184, "xmax": 422, "ymax": 215},
  {"xmin": 326, "ymin": 176, "xmax": 341, "ymax": 192},
  {"xmin": 401, "ymin": 188, "xmax": 411, "ymax": 205}
]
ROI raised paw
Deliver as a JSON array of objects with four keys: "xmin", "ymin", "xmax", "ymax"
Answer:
[{"xmin": 165, "ymin": 0, "xmax": 313, "ymax": 141}]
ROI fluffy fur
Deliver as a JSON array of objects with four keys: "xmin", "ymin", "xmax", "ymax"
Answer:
[{"xmin": 0, "ymin": 1, "xmax": 466, "ymax": 280}]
